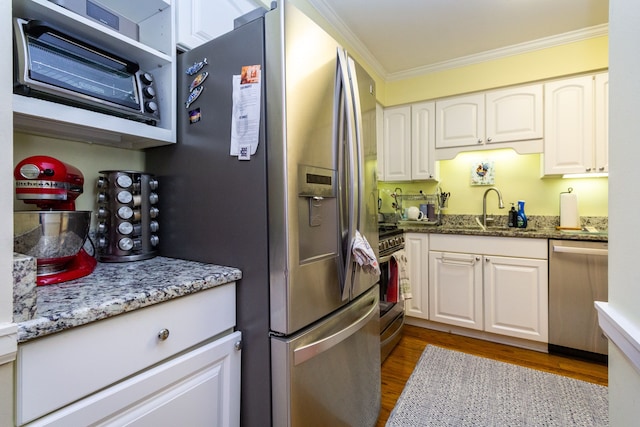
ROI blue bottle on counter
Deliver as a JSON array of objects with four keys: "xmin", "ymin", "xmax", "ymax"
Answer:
[{"xmin": 517, "ymin": 200, "xmax": 527, "ymax": 228}]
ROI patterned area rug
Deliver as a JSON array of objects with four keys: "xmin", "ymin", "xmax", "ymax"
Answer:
[{"xmin": 387, "ymin": 345, "xmax": 608, "ymax": 426}]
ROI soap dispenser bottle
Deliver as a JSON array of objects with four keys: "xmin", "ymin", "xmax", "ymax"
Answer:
[
  {"xmin": 508, "ymin": 203, "xmax": 517, "ymax": 228},
  {"xmin": 516, "ymin": 200, "xmax": 527, "ymax": 228}
]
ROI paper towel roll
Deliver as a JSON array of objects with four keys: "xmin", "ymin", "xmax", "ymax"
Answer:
[{"xmin": 560, "ymin": 192, "xmax": 579, "ymax": 228}]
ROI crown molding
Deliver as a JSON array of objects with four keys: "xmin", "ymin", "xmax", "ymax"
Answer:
[
  {"xmin": 307, "ymin": 0, "xmax": 608, "ymax": 82},
  {"xmin": 306, "ymin": 0, "xmax": 388, "ymax": 79},
  {"xmin": 387, "ymin": 24, "xmax": 609, "ymax": 81}
]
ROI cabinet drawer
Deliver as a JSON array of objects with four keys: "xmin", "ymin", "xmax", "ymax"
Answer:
[
  {"xmin": 430, "ymin": 234, "xmax": 547, "ymax": 259},
  {"xmin": 17, "ymin": 283, "xmax": 236, "ymax": 425}
]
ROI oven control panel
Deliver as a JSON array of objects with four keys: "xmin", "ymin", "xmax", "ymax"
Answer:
[{"xmin": 379, "ymin": 232, "xmax": 405, "ymax": 257}]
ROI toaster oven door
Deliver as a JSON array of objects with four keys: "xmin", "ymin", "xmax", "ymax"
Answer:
[{"xmin": 13, "ymin": 19, "xmax": 155, "ymax": 123}]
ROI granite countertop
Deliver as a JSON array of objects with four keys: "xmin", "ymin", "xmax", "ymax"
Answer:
[
  {"xmin": 14, "ymin": 256, "xmax": 242, "ymax": 343},
  {"xmin": 393, "ymin": 214, "xmax": 608, "ymax": 242},
  {"xmin": 399, "ymin": 223, "xmax": 608, "ymax": 242}
]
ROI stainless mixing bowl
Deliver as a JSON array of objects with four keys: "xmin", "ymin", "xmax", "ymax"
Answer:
[{"xmin": 14, "ymin": 211, "xmax": 92, "ymax": 274}]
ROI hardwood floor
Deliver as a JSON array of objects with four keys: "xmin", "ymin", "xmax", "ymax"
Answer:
[{"xmin": 376, "ymin": 325, "xmax": 608, "ymax": 426}]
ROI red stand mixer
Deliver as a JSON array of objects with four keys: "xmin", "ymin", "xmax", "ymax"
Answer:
[{"xmin": 14, "ymin": 155, "xmax": 97, "ymax": 285}]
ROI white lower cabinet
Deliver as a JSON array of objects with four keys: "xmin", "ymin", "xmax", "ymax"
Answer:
[
  {"xmin": 404, "ymin": 233, "xmax": 429, "ymax": 319},
  {"xmin": 16, "ymin": 284, "xmax": 241, "ymax": 426},
  {"xmin": 483, "ymin": 256, "xmax": 547, "ymax": 341},
  {"xmin": 428, "ymin": 235, "xmax": 548, "ymax": 343},
  {"xmin": 429, "ymin": 251, "xmax": 483, "ymax": 330},
  {"xmin": 25, "ymin": 332, "xmax": 241, "ymax": 427}
]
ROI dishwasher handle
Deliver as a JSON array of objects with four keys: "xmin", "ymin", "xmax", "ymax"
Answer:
[{"xmin": 552, "ymin": 245, "xmax": 608, "ymax": 257}]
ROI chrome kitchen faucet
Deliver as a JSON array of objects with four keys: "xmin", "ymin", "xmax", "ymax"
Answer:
[{"xmin": 482, "ymin": 187, "xmax": 505, "ymax": 228}]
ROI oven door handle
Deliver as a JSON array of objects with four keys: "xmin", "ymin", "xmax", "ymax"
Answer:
[
  {"xmin": 378, "ymin": 254, "xmax": 393, "ymax": 264},
  {"xmin": 379, "ymin": 250, "xmax": 405, "ymax": 264}
]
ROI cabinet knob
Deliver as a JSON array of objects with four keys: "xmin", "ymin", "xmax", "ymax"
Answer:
[
  {"xmin": 476, "ymin": 256, "xmax": 481, "ymax": 261},
  {"xmin": 234, "ymin": 340, "xmax": 243, "ymax": 351},
  {"xmin": 157, "ymin": 328, "xmax": 170, "ymax": 341},
  {"xmin": 598, "ymin": 166, "xmax": 605, "ymax": 171},
  {"xmin": 487, "ymin": 137, "xmax": 492, "ymax": 142},
  {"xmin": 477, "ymin": 138, "xmax": 483, "ymax": 144},
  {"xmin": 485, "ymin": 257, "xmax": 490, "ymax": 262},
  {"xmin": 585, "ymin": 167, "xmax": 592, "ymax": 172}
]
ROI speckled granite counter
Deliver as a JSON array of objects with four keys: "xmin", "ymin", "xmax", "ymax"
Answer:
[
  {"xmin": 397, "ymin": 214, "xmax": 608, "ymax": 242},
  {"xmin": 399, "ymin": 224, "xmax": 608, "ymax": 242},
  {"xmin": 14, "ymin": 256, "xmax": 242, "ymax": 343}
]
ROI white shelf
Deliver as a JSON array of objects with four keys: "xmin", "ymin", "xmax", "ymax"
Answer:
[
  {"xmin": 12, "ymin": 0, "xmax": 177, "ymax": 149},
  {"xmin": 13, "ymin": 95, "xmax": 175, "ymax": 149}
]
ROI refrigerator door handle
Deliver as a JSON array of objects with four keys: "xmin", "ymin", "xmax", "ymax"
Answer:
[
  {"xmin": 293, "ymin": 291, "xmax": 379, "ymax": 366},
  {"xmin": 336, "ymin": 48, "xmax": 358, "ymax": 302},
  {"xmin": 346, "ymin": 54, "xmax": 364, "ymax": 232}
]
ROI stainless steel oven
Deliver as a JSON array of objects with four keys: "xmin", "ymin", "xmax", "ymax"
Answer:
[{"xmin": 378, "ymin": 226, "xmax": 405, "ymax": 362}]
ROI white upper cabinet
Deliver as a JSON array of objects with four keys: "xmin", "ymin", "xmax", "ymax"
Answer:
[
  {"xmin": 543, "ymin": 73, "xmax": 608, "ymax": 176},
  {"xmin": 594, "ymin": 73, "xmax": 609, "ymax": 173},
  {"xmin": 435, "ymin": 84, "xmax": 543, "ymax": 159},
  {"xmin": 411, "ymin": 101, "xmax": 438, "ymax": 180},
  {"xmin": 485, "ymin": 85, "xmax": 543, "ymax": 144},
  {"xmin": 11, "ymin": 0, "xmax": 176, "ymax": 148},
  {"xmin": 376, "ymin": 103, "xmax": 385, "ymax": 180},
  {"xmin": 382, "ymin": 105, "xmax": 412, "ymax": 181},
  {"xmin": 435, "ymin": 93, "xmax": 485, "ymax": 150},
  {"xmin": 381, "ymin": 102, "xmax": 438, "ymax": 182},
  {"xmin": 176, "ymin": 0, "xmax": 266, "ymax": 51}
]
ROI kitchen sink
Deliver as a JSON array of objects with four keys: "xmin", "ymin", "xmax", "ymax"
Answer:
[
  {"xmin": 495, "ymin": 227, "xmax": 539, "ymax": 232},
  {"xmin": 441, "ymin": 226, "xmax": 541, "ymax": 233}
]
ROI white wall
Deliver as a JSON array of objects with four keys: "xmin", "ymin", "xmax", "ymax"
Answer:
[{"xmin": 607, "ymin": 0, "xmax": 640, "ymax": 424}]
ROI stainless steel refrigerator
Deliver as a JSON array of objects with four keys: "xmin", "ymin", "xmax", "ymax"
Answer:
[{"xmin": 146, "ymin": 2, "xmax": 380, "ymax": 426}]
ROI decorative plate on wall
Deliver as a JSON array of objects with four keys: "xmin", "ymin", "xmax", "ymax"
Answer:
[{"xmin": 471, "ymin": 159, "xmax": 495, "ymax": 185}]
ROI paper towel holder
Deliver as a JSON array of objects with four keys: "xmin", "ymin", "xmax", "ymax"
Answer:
[{"xmin": 559, "ymin": 187, "xmax": 581, "ymax": 230}]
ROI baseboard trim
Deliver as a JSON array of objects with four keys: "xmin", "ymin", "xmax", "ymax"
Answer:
[{"xmin": 405, "ymin": 317, "xmax": 548, "ymax": 353}]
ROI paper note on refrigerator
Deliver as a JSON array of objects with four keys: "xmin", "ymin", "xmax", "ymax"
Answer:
[{"xmin": 230, "ymin": 65, "xmax": 261, "ymax": 159}]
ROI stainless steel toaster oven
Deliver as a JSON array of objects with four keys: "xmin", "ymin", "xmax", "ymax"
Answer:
[{"xmin": 13, "ymin": 18, "xmax": 160, "ymax": 125}]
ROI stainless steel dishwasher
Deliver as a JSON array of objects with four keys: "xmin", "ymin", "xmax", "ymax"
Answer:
[{"xmin": 549, "ymin": 239, "xmax": 608, "ymax": 361}]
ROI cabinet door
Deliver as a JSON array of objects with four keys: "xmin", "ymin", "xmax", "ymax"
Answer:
[
  {"xmin": 595, "ymin": 73, "xmax": 609, "ymax": 173},
  {"xmin": 435, "ymin": 94, "xmax": 485, "ymax": 149},
  {"xmin": 383, "ymin": 106, "xmax": 412, "ymax": 181},
  {"xmin": 544, "ymin": 75, "xmax": 595, "ymax": 175},
  {"xmin": 404, "ymin": 233, "xmax": 429, "ymax": 319},
  {"xmin": 25, "ymin": 332, "xmax": 242, "ymax": 427},
  {"xmin": 429, "ymin": 251, "xmax": 483, "ymax": 330},
  {"xmin": 484, "ymin": 256, "xmax": 548, "ymax": 342},
  {"xmin": 376, "ymin": 103, "xmax": 385, "ymax": 180},
  {"xmin": 486, "ymin": 84, "xmax": 543, "ymax": 144},
  {"xmin": 411, "ymin": 101, "xmax": 438, "ymax": 180},
  {"xmin": 177, "ymin": 0, "xmax": 261, "ymax": 50}
]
